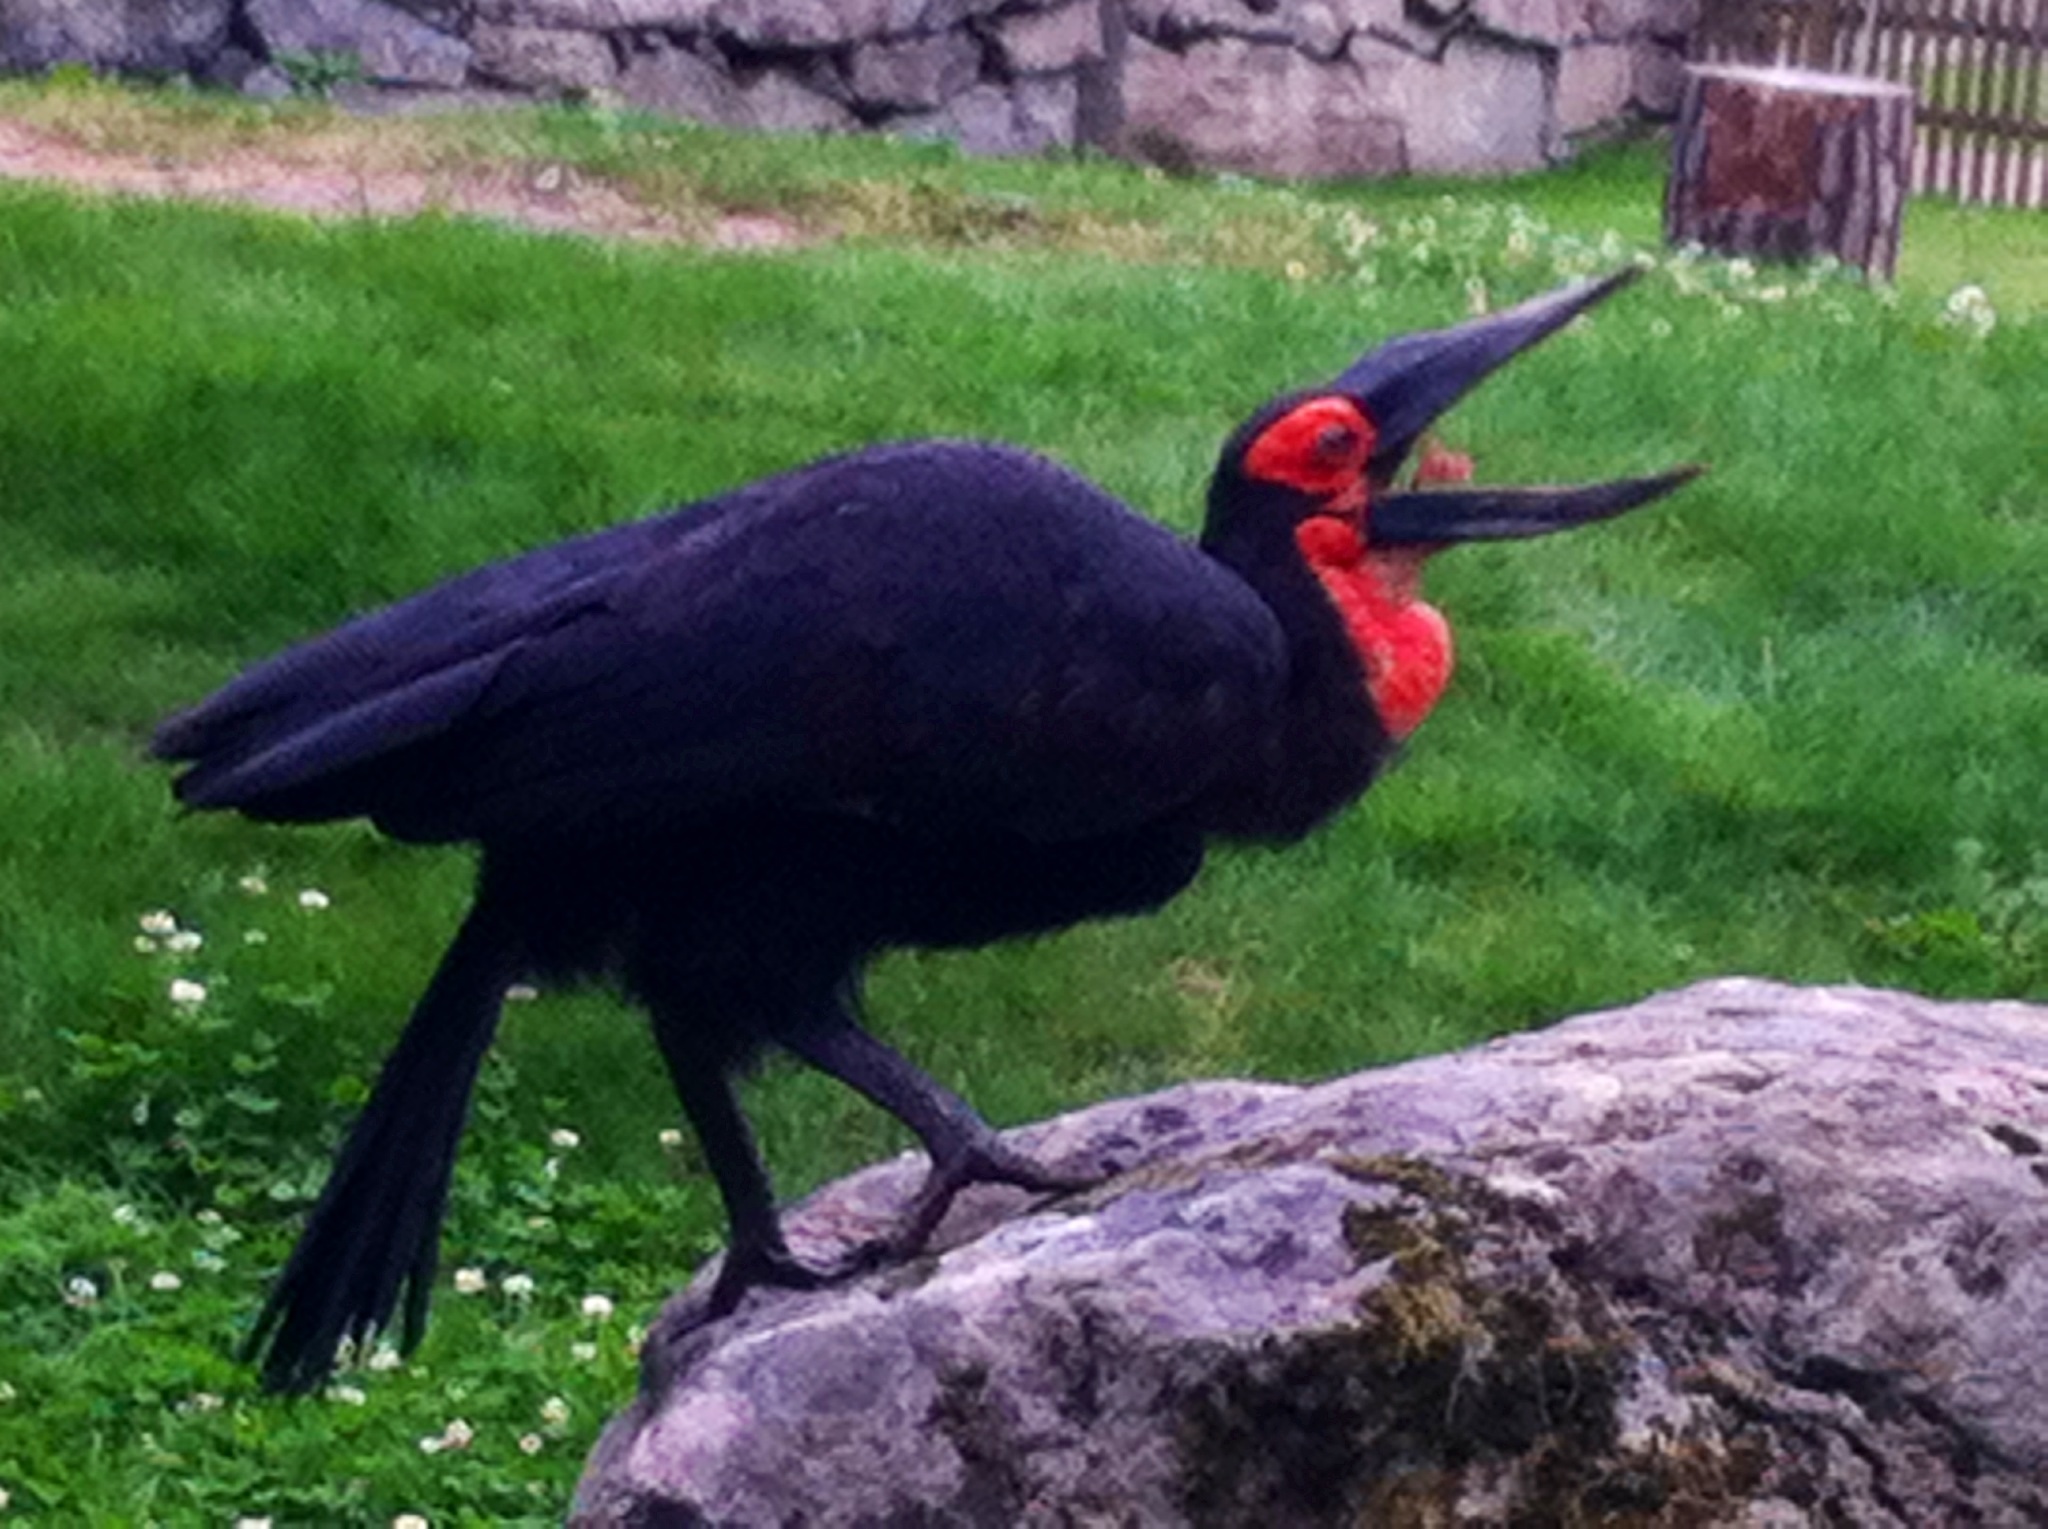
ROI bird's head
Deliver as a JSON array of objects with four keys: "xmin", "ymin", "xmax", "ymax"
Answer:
[{"xmin": 1204, "ymin": 268, "xmax": 1699, "ymax": 739}]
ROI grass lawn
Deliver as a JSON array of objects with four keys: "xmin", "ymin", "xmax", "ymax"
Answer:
[{"xmin": 0, "ymin": 82, "xmax": 2043, "ymax": 1523}]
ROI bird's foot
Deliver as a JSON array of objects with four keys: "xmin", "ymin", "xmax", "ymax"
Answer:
[
  {"xmin": 703, "ymin": 1234, "xmax": 887, "ymax": 1322},
  {"xmin": 697, "ymin": 1142, "xmax": 1093, "ymax": 1323},
  {"xmin": 883, "ymin": 1135, "xmax": 1096, "ymax": 1260}
]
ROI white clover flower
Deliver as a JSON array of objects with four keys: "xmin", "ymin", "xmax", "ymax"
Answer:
[
  {"xmin": 392, "ymin": 1516, "xmax": 430, "ymax": 1529},
  {"xmin": 165, "ymin": 930, "xmax": 204, "ymax": 954},
  {"xmin": 139, "ymin": 910, "xmax": 177, "ymax": 936},
  {"xmin": 0, "ymin": 1380, "xmax": 17, "ymax": 1403},
  {"xmin": 327, "ymin": 1384, "xmax": 367, "ymax": 1406},
  {"xmin": 541, "ymin": 1157, "xmax": 560, "ymax": 1182},
  {"xmin": 1283, "ymin": 259, "xmax": 1308, "ymax": 282},
  {"xmin": 501, "ymin": 1271, "xmax": 536, "ymax": 1300},
  {"xmin": 1, "ymin": 1484, "xmax": 11, "ymax": 1509},
  {"xmin": 452, "ymin": 1267, "xmax": 488, "ymax": 1295},
  {"xmin": 297, "ymin": 888, "xmax": 331, "ymax": 910},
  {"xmin": 540, "ymin": 1395, "xmax": 570, "ymax": 1427},
  {"xmin": 367, "ymin": 1343, "xmax": 402, "ymax": 1372},
  {"xmin": 196, "ymin": 1208, "xmax": 224, "ymax": 1227},
  {"xmin": 519, "ymin": 1433, "xmax": 544, "ymax": 1455},
  {"xmin": 505, "ymin": 983, "xmax": 540, "ymax": 1002},
  {"xmin": 112, "ymin": 1203, "xmax": 139, "ymax": 1226},
  {"xmin": 1727, "ymin": 257, "xmax": 1756, "ymax": 281},
  {"xmin": 168, "ymin": 978, "xmax": 208, "ymax": 1007},
  {"xmin": 243, "ymin": 929, "xmax": 268, "ymax": 945},
  {"xmin": 1943, "ymin": 283, "xmax": 1996, "ymax": 339},
  {"xmin": 134, "ymin": 935, "xmax": 159, "ymax": 954},
  {"xmin": 548, "ymin": 1127, "xmax": 580, "ymax": 1150},
  {"xmin": 239, "ymin": 873, "xmax": 269, "ymax": 895},
  {"xmin": 419, "ymin": 1418, "xmax": 474, "ymax": 1454},
  {"xmin": 1756, "ymin": 284, "xmax": 1788, "ymax": 303},
  {"xmin": 149, "ymin": 1271, "xmax": 182, "ymax": 1293},
  {"xmin": 570, "ymin": 1340, "xmax": 599, "ymax": 1362},
  {"xmin": 657, "ymin": 1127, "xmax": 684, "ymax": 1149},
  {"xmin": 191, "ymin": 1249, "xmax": 226, "ymax": 1272},
  {"xmin": 233, "ymin": 1518, "xmax": 271, "ymax": 1529},
  {"xmin": 64, "ymin": 1276, "xmax": 98, "ymax": 1308},
  {"xmin": 183, "ymin": 1391, "xmax": 225, "ymax": 1413},
  {"xmin": 581, "ymin": 1293, "xmax": 614, "ymax": 1320}
]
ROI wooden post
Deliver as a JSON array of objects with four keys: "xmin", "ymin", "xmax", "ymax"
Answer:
[{"xmin": 1665, "ymin": 63, "xmax": 1915, "ymax": 279}]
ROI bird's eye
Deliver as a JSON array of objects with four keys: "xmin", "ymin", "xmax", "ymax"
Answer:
[{"xmin": 1314, "ymin": 423, "xmax": 1360, "ymax": 460}]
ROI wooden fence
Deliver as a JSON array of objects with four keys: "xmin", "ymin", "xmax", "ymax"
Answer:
[{"xmin": 1695, "ymin": 0, "xmax": 2048, "ymax": 206}]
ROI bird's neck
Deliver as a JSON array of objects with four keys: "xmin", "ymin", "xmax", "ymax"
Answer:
[{"xmin": 1293, "ymin": 516, "xmax": 1452, "ymax": 741}]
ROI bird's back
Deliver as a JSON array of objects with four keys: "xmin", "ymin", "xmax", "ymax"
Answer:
[{"xmin": 156, "ymin": 441, "xmax": 1290, "ymax": 847}]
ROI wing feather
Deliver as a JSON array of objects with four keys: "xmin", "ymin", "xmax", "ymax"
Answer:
[{"xmin": 157, "ymin": 443, "xmax": 1287, "ymax": 844}]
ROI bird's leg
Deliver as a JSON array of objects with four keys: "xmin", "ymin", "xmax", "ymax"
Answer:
[
  {"xmin": 779, "ymin": 1005, "xmax": 1095, "ymax": 1259},
  {"xmin": 650, "ymin": 1019, "xmax": 869, "ymax": 1319}
]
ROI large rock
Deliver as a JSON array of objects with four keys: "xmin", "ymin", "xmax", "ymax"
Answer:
[
  {"xmin": 244, "ymin": 0, "xmax": 473, "ymax": 88},
  {"xmin": 575, "ymin": 980, "xmax": 2048, "ymax": 1524},
  {"xmin": 0, "ymin": 0, "xmax": 232, "ymax": 74}
]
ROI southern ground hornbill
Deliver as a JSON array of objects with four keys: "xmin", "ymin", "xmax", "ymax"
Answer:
[{"xmin": 156, "ymin": 269, "xmax": 1696, "ymax": 1393}]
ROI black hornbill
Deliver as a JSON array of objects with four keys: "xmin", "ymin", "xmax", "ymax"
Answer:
[{"xmin": 155, "ymin": 268, "xmax": 1697, "ymax": 1393}]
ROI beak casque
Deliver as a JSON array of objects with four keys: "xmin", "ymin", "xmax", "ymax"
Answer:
[{"xmin": 1334, "ymin": 268, "xmax": 1701, "ymax": 546}]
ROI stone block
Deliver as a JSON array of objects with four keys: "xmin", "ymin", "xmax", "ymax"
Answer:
[
  {"xmin": 994, "ymin": 0, "xmax": 1105, "ymax": 72},
  {"xmin": 1123, "ymin": 33, "xmax": 1408, "ymax": 178},
  {"xmin": 0, "ymin": 0, "xmax": 234, "ymax": 74},
  {"xmin": 473, "ymin": 0, "xmax": 716, "ymax": 26},
  {"xmin": 1630, "ymin": 39, "xmax": 1686, "ymax": 115},
  {"xmin": 618, "ymin": 38, "xmax": 737, "ymax": 117},
  {"xmin": 470, "ymin": 23, "xmax": 618, "ymax": 92},
  {"xmin": 705, "ymin": 0, "xmax": 1006, "ymax": 48},
  {"xmin": 1374, "ymin": 31, "xmax": 1552, "ymax": 172},
  {"xmin": 845, "ymin": 30, "xmax": 981, "ymax": 111},
  {"xmin": 620, "ymin": 37, "xmax": 856, "ymax": 132},
  {"xmin": 245, "ymin": 0, "xmax": 473, "ymax": 88},
  {"xmin": 1467, "ymin": 0, "xmax": 1582, "ymax": 46},
  {"xmin": 1555, "ymin": 39, "xmax": 1634, "ymax": 134},
  {"xmin": 911, "ymin": 75, "xmax": 1078, "ymax": 155}
]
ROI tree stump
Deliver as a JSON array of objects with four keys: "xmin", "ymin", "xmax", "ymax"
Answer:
[{"xmin": 1665, "ymin": 63, "xmax": 1914, "ymax": 279}]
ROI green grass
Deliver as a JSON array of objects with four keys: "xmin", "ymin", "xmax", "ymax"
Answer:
[{"xmin": 0, "ymin": 85, "xmax": 2044, "ymax": 1522}]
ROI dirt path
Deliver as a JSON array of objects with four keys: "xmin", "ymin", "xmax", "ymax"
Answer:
[{"xmin": 0, "ymin": 114, "xmax": 803, "ymax": 248}]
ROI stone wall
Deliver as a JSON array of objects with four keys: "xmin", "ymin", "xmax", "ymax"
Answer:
[{"xmin": 0, "ymin": 0, "xmax": 1696, "ymax": 175}]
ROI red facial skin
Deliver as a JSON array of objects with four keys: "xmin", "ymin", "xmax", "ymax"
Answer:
[{"xmin": 1244, "ymin": 398, "xmax": 1458, "ymax": 741}]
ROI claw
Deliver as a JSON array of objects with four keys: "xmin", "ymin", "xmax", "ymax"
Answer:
[
  {"xmin": 703, "ymin": 1235, "xmax": 883, "ymax": 1321},
  {"xmin": 885, "ymin": 1137, "xmax": 1097, "ymax": 1258}
]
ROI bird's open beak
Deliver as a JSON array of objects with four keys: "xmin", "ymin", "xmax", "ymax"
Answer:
[{"xmin": 1333, "ymin": 268, "xmax": 1701, "ymax": 547}]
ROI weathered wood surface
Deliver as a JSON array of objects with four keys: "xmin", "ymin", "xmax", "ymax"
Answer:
[
  {"xmin": 1696, "ymin": 0, "xmax": 2048, "ymax": 210},
  {"xmin": 1666, "ymin": 63, "xmax": 1914, "ymax": 277}
]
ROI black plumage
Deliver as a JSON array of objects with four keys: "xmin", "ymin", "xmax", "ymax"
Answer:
[{"xmin": 156, "ymin": 272, "xmax": 1694, "ymax": 1392}]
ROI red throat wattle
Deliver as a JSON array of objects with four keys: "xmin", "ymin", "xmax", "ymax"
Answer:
[
  {"xmin": 1245, "ymin": 397, "xmax": 1455, "ymax": 740},
  {"xmin": 1293, "ymin": 518, "xmax": 1452, "ymax": 740}
]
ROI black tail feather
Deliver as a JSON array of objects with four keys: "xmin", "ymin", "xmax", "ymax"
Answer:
[{"xmin": 247, "ymin": 896, "xmax": 519, "ymax": 1394}]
